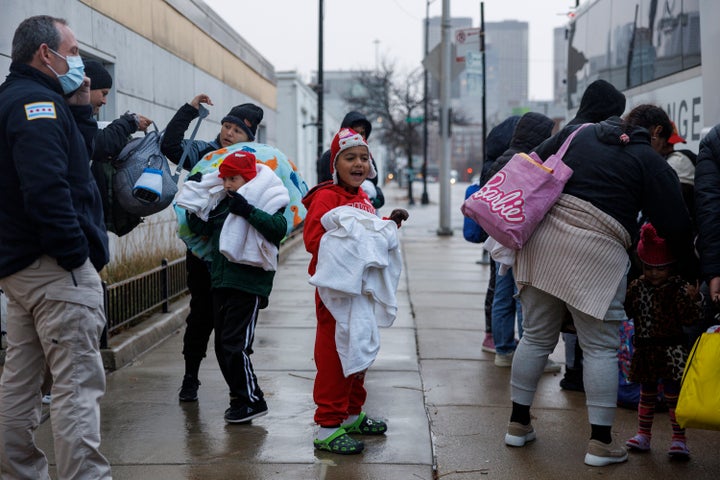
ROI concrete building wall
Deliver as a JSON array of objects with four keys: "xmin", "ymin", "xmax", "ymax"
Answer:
[{"xmin": 1, "ymin": 0, "xmax": 279, "ymax": 266}]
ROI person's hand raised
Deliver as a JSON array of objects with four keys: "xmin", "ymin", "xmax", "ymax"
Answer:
[{"xmin": 189, "ymin": 93, "xmax": 213, "ymax": 110}]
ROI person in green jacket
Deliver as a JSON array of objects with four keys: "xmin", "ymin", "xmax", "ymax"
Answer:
[{"xmin": 186, "ymin": 150, "xmax": 287, "ymax": 423}]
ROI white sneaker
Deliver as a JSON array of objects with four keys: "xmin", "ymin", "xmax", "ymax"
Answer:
[
  {"xmin": 585, "ymin": 439, "xmax": 628, "ymax": 466},
  {"xmin": 505, "ymin": 421, "xmax": 536, "ymax": 447},
  {"xmin": 544, "ymin": 359, "xmax": 562, "ymax": 373},
  {"xmin": 41, "ymin": 394, "xmax": 52, "ymax": 405},
  {"xmin": 494, "ymin": 352, "xmax": 514, "ymax": 367}
]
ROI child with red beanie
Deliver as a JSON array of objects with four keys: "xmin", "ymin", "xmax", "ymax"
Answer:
[
  {"xmin": 624, "ymin": 222, "xmax": 702, "ymax": 458},
  {"xmin": 302, "ymin": 128, "xmax": 409, "ymax": 454},
  {"xmin": 185, "ymin": 150, "xmax": 288, "ymax": 423}
]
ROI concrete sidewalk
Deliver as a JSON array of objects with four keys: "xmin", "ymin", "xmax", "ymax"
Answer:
[{"xmin": 33, "ymin": 182, "xmax": 720, "ymax": 479}]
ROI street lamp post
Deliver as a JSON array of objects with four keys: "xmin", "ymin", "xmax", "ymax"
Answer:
[
  {"xmin": 316, "ymin": 0, "xmax": 324, "ymax": 163},
  {"xmin": 421, "ymin": 0, "xmax": 433, "ymax": 205}
]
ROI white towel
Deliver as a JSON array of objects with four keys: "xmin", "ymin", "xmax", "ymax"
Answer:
[
  {"xmin": 219, "ymin": 164, "xmax": 290, "ymax": 271},
  {"xmin": 309, "ymin": 206, "xmax": 402, "ymax": 376},
  {"xmin": 483, "ymin": 236, "xmax": 516, "ymax": 275},
  {"xmin": 175, "ymin": 170, "xmax": 225, "ymax": 221}
]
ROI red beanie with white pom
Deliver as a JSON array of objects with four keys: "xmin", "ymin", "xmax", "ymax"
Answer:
[{"xmin": 329, "ymin": 128, "xmax": 376, "ymax": 184}]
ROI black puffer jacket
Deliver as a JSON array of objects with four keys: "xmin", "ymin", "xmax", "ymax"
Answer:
[
  {"xmin": 570, "ymin": 79, "xmax": 626, "ymax": 126},
  {"xmin": 487, "ymin": 112, "xmax": 554, "ymax": 179},
  {"xmin": 537, "ymin": 79, "xmax": 626, "ymax": 157},
  {"xmin": 92, "ymin": 113, "xmax": 138, "ymax": 163},
  {"xmin": 536, "ymin": 118, "xmax": 696, "ymax": 278},
  {"xmin": 480, "ymin": 115, "xmax": 520, "ymax": 185},
  {"xmin": 161, "ymin": 103, "xmax": 220, "ymax": 170},
  {"xmin": 694, "ymin": 124, "xmax": 720, "ymax": 279}
]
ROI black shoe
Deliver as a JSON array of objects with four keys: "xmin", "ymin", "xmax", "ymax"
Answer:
[
  {"xmin": 224, "ymin": 399, "xmax": 268, "ymax": 424},
  {"xmin": 178, "ymin": 375, "xmax": 200, "ymax": 402},
  {"xmin": 559, "ymin": 368, "xmax": 584, "ymax": 392}
]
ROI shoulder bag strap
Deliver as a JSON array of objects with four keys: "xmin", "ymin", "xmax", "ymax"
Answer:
[
  {"xmin": 172, "ymin": 104, "xmax": 210, "ymax": 181},
  {"xmin": 555, "ymin": 123, "xmax": 591, "ymax": 159}
]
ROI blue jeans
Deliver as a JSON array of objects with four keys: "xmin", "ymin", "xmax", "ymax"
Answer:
[{"xmin": 491, "ymin": 265, "xmax": 523, "ymax": 355}]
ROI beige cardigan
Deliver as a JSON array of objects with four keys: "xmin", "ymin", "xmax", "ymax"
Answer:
[{"xmin": 515, "ymin": 194, "xmax": 632, "ymax": 319}]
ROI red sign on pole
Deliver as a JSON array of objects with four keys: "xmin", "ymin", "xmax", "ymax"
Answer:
[{"xmin": 455, "ymin": 27, "xmax": 481, "ymax": 62}]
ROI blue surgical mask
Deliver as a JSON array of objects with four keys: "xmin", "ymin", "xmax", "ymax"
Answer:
[{"xmin": 47, "ymin": 49, "xmax": 85, "ymax": 94}]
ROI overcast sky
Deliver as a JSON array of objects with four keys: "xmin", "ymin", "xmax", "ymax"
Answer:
[{"xmin": 203, "ymin": 0, "xmax": 579, "ymax": 100}]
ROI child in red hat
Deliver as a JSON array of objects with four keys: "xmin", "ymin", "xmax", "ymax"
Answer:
[
  {"xmin": 185, "ymin": 149, "xmax": 288, "ymax": 424},
  {"xmin": 302, "ymin": 128, "xmax": 408, "ymax": 454},
  {"xmin": 624, "ymin": 222, "xmax": 703, "ymax": 458}
]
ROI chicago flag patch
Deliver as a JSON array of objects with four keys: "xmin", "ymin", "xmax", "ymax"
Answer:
[{"xmin": 24, "ymin": 102, "xmax": 56, "ymax": 120}]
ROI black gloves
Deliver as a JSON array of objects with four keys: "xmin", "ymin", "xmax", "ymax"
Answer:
[
  {"xmin": 227, "ymin": 190, "xmax": 254, "ymax": 217},
  {"xmin": 388, "ymin": 208, "xmax": 409, "ymax": 228},
  {"xmin": 186, "ymin": 171, "xmax": 202, "ymax": 182}
]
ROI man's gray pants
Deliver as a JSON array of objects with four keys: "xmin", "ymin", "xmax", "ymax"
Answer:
[{"xmin": 0, "ymin": 256, "xmax": 111, "ymax": 479}]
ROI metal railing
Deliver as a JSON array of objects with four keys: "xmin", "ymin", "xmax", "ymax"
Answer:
[
  {"xmin": 101, "ymin": 257, "xmax": 187, "ymax": 347},
  {"xmin": 97, "ymin": 225, "xmax": 303, "ymax": 348}
]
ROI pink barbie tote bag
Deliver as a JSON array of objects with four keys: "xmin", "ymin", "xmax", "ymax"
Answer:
[{"xmin": 461, "ymin": 124, "xmax": 589, "ymax": 250}]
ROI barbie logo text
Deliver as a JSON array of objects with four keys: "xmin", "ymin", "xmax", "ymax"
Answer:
[{"xmin": 471, "ymin": 173, "xmax": 525, "ymax": 223}]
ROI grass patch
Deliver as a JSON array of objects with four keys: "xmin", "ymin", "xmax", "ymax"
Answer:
[{"xmin": 101, "ymin": 212, "xmax": 186, "ymax": 284}]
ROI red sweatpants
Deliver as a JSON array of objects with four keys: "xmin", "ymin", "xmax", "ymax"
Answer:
[{"xmin": 313, "ymin": 290, "xmax": 367, "ymax": 426}]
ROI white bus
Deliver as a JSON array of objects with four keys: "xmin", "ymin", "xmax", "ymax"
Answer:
[{"xmin": 566, "ymin": 0, "xmax": 720, "ymax": 152}]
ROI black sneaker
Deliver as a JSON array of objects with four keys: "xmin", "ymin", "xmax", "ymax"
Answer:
[
  {"xmin": 178, "ymin": 375, "xmax": 200, "ymax": 402},
  {"xmin": 224, "ymin": 399, "xmax": 268, "ymax": 424},
  {"xmin": 559, "ymin": 368, "xmax": 584, "ymax": 392}
]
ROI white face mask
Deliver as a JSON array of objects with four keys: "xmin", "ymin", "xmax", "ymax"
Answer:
[{"xmin": 47, "ymin": 49, "xmax": 85, "ymax": 94}]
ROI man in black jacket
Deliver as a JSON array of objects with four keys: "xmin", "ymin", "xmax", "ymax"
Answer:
[
  {"xmin": 0, "ymin": 15, "xmax": 111, "ymax": 479},
  {"xmin": 85, "ymin": 59, "xmax": 153, "ymax": 235}
]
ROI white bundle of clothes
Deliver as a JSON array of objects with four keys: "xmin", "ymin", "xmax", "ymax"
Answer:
[
  {"xmin": 309, "ymin": 206, "xmax": 402, "ymax": 376},
  {"xmin": 219, "ymin": 163, "xmax": 290, "ymax": 271},
  {"xmin": 175, "ymin": 169, "xmax": 226, "ymax": 221}
]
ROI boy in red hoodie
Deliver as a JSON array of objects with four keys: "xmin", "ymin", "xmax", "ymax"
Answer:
[{"xmin": 303, "ymin": 128, "xmax": 408, "ymax": 454}]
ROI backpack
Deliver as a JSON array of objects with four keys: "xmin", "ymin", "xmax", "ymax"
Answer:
[
  {"xmin": 463, "ymin": 183, "xmax": 488, "ymax": 243},
  {"xmin": 113, "ymin": 126, "xmax": 178, "ymax": 217},
  {"xmin": 109, "ymin": 106, "xmax": 208, "ymax": 224}
]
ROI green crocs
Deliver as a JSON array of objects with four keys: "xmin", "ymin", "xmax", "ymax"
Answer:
[
  {"xmin": 314, "ymin": 427, "xmax": 364, "ymax": 455},
  {"xmin": 343, "ymin": 412, "xmax": 388, "ymax": 435}
]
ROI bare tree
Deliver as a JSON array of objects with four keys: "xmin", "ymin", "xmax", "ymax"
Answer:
[{"xmin": 344, "ymin": 60, "xmax": 424, "ymax": 203}]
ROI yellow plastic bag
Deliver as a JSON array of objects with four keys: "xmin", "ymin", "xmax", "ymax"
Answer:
[{"xmin": 676, "ymin": 332, "xmax": 720, "ymax": 430}]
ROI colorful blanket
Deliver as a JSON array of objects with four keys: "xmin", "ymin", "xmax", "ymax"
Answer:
[{"xmin": 175, "ymin": 142, "xmax": 308, "ymax": 261}]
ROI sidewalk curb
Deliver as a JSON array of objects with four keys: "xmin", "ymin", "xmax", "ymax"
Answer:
[{"xmin": 101, "ymin": 298, "xmax": 189, "ymax": 371}]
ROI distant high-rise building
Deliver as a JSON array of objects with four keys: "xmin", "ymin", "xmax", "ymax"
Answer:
[
  {"xmin": 483, "ymin": 21, "xmax": 529, "ymax": 124},
  {"xmin": 425, "ymin": 17, "xmax": 528, "ymax": 125}
]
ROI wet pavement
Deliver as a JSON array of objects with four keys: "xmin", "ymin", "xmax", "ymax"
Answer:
[{"xmin": 25, "ymin": 181, "xmax": 720, "ymax": 479}]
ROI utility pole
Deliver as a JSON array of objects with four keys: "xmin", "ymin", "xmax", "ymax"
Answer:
[
  {"xmin": 481, "ymin": 2, "xmax": 486, "ymax": 151},
  {"xmin": 421, "ymin": 0, "xmax": 433, "ymax": 205},
  {"xmin": 437, "ymin": 0, "xmax": 452, "ymax": 235},
  {"xmin": 316, "ymin": 0, "xmax": 324, "ymax": 163}
]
